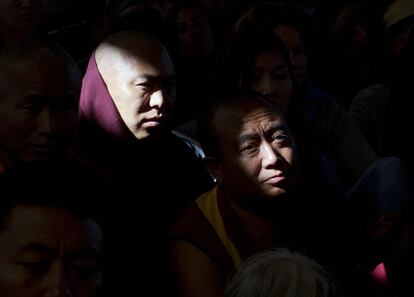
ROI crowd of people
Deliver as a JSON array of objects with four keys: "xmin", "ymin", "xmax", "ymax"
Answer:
[{"xmin": 1, "ymin": 0, "xmax": 414, "ymax": 296}]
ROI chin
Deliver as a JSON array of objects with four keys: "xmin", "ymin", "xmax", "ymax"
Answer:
[{"xmin": 262, "ymin": 187, "xmax": 288, "ymax": 199}]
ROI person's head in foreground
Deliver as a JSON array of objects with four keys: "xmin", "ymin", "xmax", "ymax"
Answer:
[
  {"xmin": 0, "ymin": 160, "xmax": 105, "ymax": 297},
  {"xmin": 224, "ymin": 248, "xmax": 342, "ymax": 297}
]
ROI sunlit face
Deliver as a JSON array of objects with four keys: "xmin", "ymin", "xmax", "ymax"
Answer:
[
  {"xmin": 249, "ymin": 48, "xmax": 293, "ymax": 113},
  {"xmin": 176, "ymin": 5, "xmax": 215, "ymax": 59},
  {"xmin": 0, "ymin": 53, "xmax": 79, "ymax": 169},
  {"xmin": 214, "ymin": 99, "xmax": 297, "ymax": 202},
  {"xmin": 273, "ymin": 25, "xmax": 308, "ymax": 86},
  {"xmin": 102, "ymin": 45, "xmax": 176, "ymax": 140},
  {"xmin": 0, "ymin": 205, "xmax": 103, "ymax": 297},
  {"xmin": 0, "ymin": 0, "xmax": 43, "ymax": 29}
]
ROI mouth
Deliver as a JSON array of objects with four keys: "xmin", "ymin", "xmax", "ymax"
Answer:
[
  {"xmin": 142, "ymin": 116, "xmax": 165, "ymax": 128},
  {"xmin": 263, "ymin": 175, "xmax": 286, "ymax": 185},
  {"xmin": 28, "ymin": 144, "xmax": 61, "ymax": 158}
]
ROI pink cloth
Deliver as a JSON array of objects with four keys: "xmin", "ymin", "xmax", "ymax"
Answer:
[
  {"xmin": 80, "ymin": 52, "xmax": 132, "ymax": 140},
  {"xmin": 370, "ymin": 262, "xmax": 388, "ymax": 284}
]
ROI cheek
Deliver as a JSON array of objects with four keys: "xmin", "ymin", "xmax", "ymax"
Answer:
[
  {"xmin": 282, "ymin": 148, "xmax": 296, "ymax": 165},
  {"xmin": 0, "ymin": 263, "xmax": 34, "ymax": 297},
  {"xmin": 0, "ymin": 112, "xmax": 33, "ymax": 143}
]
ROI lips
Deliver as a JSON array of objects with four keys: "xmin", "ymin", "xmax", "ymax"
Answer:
[
  {"xmin": 263, "ymin": 174, "xmax": 286, "ymax": 185},
  {"xmin": 142, "ymin": 116, "xmax": 165, "ymax": 128},
  {"xmin": 29, "ymin": 144, "xmax": 59, "ymax": 154}
]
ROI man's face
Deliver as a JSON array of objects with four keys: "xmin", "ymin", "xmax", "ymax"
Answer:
[
  {"xmin": 214, "ymin": 100, "xmax": 297, "ymax": 202},
  {"xmin": 176, "ymin": 5, "xmax": 215, "ymax": 59},
  {"xmin": 0, "ymin": 0, "xmax": 43, "ymax": 29},
  {"xmin": 249, "ymin": 48, "xmax": 293, "ymax": 113},
  {"xmin": 273, "ymin": 25, "xmax": 308, "ymax": 87},
  {"xmin": 0, "ymin": 55, "xmax": 79, "ymax": 168},
  {"xmin": 0, "ymin": 205, "xmax": 103, "ymax": 297},
  {"xmin": 103, "ymin": 46, "xmax": 176, "ymax": 140}
]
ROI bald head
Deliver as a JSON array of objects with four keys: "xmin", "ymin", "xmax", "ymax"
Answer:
[
  {"xmin": 93, "ymin": 31, "xmax": 176, "ymax": 140},
  {"xmin": 95, "ymin": 30, "xmax": 171, "ymax": 81}
]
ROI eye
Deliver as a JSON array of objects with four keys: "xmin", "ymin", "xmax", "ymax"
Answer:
[
  {"xmin": 136, "ymin": 82, "xmax": 153, "ymax": 92},
  {"xmin": 240, "ymin": 142, "xmax": 259, "ymax": 154},
  {"xmin": 272, "ymin": 132, "xmax": 290, "ymax": 144},
  {"xmin": 18, "ymin": 260, "xmax": 50, "ymax": 274}
]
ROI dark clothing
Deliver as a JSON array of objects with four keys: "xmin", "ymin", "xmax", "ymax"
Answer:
[{"xmin": 76, "ymin": 52, "xmax": 213, "ymax": 296}]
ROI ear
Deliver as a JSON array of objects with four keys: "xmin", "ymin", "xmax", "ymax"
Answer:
[{"xmin": 203, "ymin": 156, "xmax": 222, "ymax": 184}]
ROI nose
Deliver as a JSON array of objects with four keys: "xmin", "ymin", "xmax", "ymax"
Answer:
[
  {"xmin": 43, "ymin": 265, "xmax": 72, "ymax": 297},
  {"xmin": 260, "ymin": 141, "xmax": 278, "ymax": 168},
  {"xmin": 37, "ymin": 109, "xmax": 58, "ymax": 137},
  {"xmin": 257, "ymin": 74, "xmax": 277, "ymax": 97},
  {"xmin": 149, "ymin": 89, "xmax": 165, "ymax": 109}
]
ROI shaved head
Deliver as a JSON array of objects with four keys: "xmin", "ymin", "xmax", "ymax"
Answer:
[
  {"xmin": 95, "ymin": 30, "xmax": 171, "ymax": 81},
  {"xmin": 92, "ymin": 30, "xmax": 176, "ymax": 140}
]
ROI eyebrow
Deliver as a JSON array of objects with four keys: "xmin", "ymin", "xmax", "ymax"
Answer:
[
  {"xmin": 133, "ymin": 74, "xmax": 176, "ymax": 84},
  {"xmin": 238, "ymin": 123, "xmax": 288, "ymax": 144},
  {"xmin": 18, "ymin": 242, "xmax": 56, "ymax": 256}
]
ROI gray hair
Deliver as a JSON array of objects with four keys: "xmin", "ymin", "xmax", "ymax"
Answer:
[{"xmin": 224, "ymin": 248, "xmax": 342, "ymax": 297}]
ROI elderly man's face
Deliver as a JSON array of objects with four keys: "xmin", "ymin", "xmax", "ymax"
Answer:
[
  {"xmin": 102, "ymin": 45, "xmax": 176, "ymax": 140},
  {"xmin": 0, "ymin": 205, "xmax": 103, "ymax": 297},
  {"xmin": 0, "ymin": 54, "xmax": 79, "ymax": 168},
  {"xmin": 213, "ymin": 100, "xmax": 297, "ymax": 202}
]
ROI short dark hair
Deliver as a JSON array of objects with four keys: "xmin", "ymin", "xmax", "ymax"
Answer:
[
  {"xmin": 211, "ymin": 28, "xmax": 295, "ymax": 99},
  {"xmin": 198, "ymin": 90, "xmax": 285, "ymax": 157},
  {"xmin": 234, "ymin": 1, "xmax": 311, "ymax": 48},
  {"xmin": 0, "ymin": 157, "xmax": 113, "ymax": 230}
]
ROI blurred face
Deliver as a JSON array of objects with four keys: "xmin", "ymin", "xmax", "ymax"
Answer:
[
  {"xmin": 103, "ymin": 45, "xmax": 176, "ymax": 140},
  {"xmin": 0, "ymin": 205, "xmax": 103, "ymax": 297},
  {"xmin": 273, "ymin": 25, "xmax": 308, "ymax": 86},
  {"xmin": 214, "ymin": 100, "xmax": 297, "ymax": 202},
  {"xmin": 249, "ymin": 48, "xmax": 293, "ymax": 113},
  {"xmin": 0, "ymin": 54, "xmax": 79, "ymax": 169},
  {"xmin": 176, "ymin": 5, "xmax": 215, "ymax": 59},
  {"xmin": 0, "ymin": 0, "xmax": 43, "ymax": 29}
]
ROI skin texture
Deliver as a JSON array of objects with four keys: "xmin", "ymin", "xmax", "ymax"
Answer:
[
  {"xmin": 0, "ymin": 48, "xmax": 79, "ymax": 170},
  {"xmin": 96, "ymin": 34, "xmax": 176, "ymax": 140},
  {"xmin": 0, "ymin": 205, "xmax": 103, "ymax": 297},
  {"xmin": 212, "ymin": 99, "xmax": 297, "ymax": 204},
  {"xmin": 249, "ymin": 48, "xmax": 293, "ymax": 113}
]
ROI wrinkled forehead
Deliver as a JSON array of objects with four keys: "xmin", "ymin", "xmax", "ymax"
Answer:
[
  {"xmin": 214, "ymin": 99, "xmax": 286, "ymax": 135},
  {"xmin": 219, "ymin": 99, "xmax": 284, "ymax": 122},
  {"xmin": 1, "ymin": 205, "xmax": 103, "ymax": 252},
  {"xmin": 1, "ymin": 49, "xmax": 81, "ymax": 92}
]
